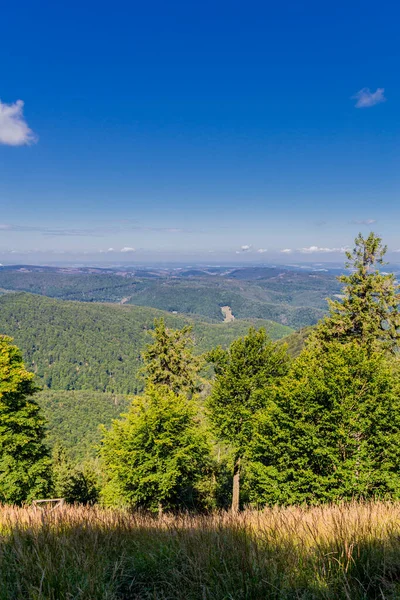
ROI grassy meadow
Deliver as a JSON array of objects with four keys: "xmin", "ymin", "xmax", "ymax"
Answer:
[{"xmin": 0, "ymin": 502, "xmax": 399, "ymax": 599}]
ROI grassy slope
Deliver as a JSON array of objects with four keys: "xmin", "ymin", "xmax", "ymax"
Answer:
[
  {"xmin": 0, "ymin": 292, "xmax": 292, "ymax": 394},
  {"xmin": 0, "ymin": 503, "xmax": 398, "ymax": 599}
]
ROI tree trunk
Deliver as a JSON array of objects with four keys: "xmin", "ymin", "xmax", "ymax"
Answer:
[{"xmin": 232, "ymin": 456, "xmax": 240, "ymax": 513}]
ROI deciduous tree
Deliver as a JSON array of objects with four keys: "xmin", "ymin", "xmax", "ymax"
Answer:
[
  {"xmin": 207, "ymin": 328, "xmax": 289, "ymax": 511},
  {"xmin": 249, "ymin": 340, "xmax": 400, "ymax": 505}
]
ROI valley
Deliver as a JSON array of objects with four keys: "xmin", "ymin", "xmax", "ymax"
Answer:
[{"xmin": 0, "ymin": 263, "xmax": 342, "ymax": 328}]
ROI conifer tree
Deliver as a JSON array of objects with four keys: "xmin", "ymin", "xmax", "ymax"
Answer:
[
  {"xmin": 0, "ymin": 335, "xmax": 52, "ymax": 504},
  {"xmin": 142, "ymin": 318, "xmax": 202, "ymax": 395},
  {"xmin": 207, "ymin": 328, "xmax": 289, "ymax": 511},
  {"xmin": 315, "ymin": 232, "xmax": 400, "ymax": 352},
  {"xmin": 101, "ymin": 385, "xmax": 212, "ymax": 511},
  {"xmin": 101, "ymin": 320, "xmax": 212, "ymax": 511}
]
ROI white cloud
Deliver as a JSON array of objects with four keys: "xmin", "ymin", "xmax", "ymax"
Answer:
[
  {"xmin": 299, "ymin": 246, "xmax": 347, "ymax": 254},
  {"xmin": 120, "ymin": 246, "xmax": 135, "ymax": 253},
  {"xmin": 0, "ymin": 100, "xmax": 37, "ymax": 146},
  {"xmin": 235, "ymin": 244, "xmax": 252, "ymax": 254},
  {"xmin": 257, "ymin": 248, "xmax": 267, "ymax": 253},
  {"xmin": 107, "ymin": 247, "xmax": 115, "ymax": 252},
  {"xmin": 352, "ymin": 88, "xmax": 386, "ymax": 108},
  {"xmin": 281, "ymin": 248, "xmax": 292, "ymax": 254}
]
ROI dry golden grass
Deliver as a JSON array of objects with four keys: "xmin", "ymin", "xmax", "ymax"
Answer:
[{"xmin": 0, "ymin": 501, "xmax": 399, "ymax": 599}]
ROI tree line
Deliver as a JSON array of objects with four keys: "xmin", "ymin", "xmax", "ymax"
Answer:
[{"xmin": 0, "ymin": 233, "xmax": 399, "ymax": 509}]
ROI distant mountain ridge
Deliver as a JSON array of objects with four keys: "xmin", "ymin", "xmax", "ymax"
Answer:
[{"xmin": 0, "ymin": 264, "xmax": 341, "ymax": 329}]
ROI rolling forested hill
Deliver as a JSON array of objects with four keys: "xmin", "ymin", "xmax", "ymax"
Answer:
[
  {"xmin": 0, "ymin": 265, "xmax": 341, "ymax": 328},
  {"xmin": 0, "ymin": 292, "xmax": 292, "ymax": 394},
  {"xmin": 0, "ymin": 292, "xmax": 294, "ymax": 459}
]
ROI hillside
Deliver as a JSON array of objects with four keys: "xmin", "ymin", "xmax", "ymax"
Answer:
[
  {"xmin": 36, "ymin": 389, "xmax": 130, "ymax": 461},
  {"xmin": 0, "ymin": 265, "xmax": 341, "ymax": 328},
  {"xmin": 0, "ymin": 293, "xmax": 293, "ymax": 394}
]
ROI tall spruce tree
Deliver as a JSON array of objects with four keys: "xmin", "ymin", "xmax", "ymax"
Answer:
[
  {"xmin": 142, "ymin": 318, "xmax": 202, "ymax": 395},
  {"xmin": 315, "ymin": 232, "xmax": 400, "ymax": 352},
  {"xmin": 0, "ymin": 335, "xmax": 52, "ymax": 504},
  {"xmin": 249, "ymin": 340, "xmax": 400, "ymax": 505},
  {"xmin": 102, "ymin": 320, "xmax": 212, "ymax": 511},
  {"xmin": 207, "ymin": 328, "xmax": 289, "ymax": 511}
]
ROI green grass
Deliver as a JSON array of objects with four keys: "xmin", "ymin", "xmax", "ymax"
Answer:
[{"xmin": 0, "ymin": 502, "xmax": 399, "ymax": 599}]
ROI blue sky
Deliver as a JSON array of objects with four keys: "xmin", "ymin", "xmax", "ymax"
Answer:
[{"xmin": 1, "ymin": 0, "xmax": 399, "ymax": 264}]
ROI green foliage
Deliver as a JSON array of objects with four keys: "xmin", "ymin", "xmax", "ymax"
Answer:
[
  {"xmin": 315, "ymin": 232, "xmax": 400, "ymax": 352},
  {"xmin": 207, "ymin": 328, "xmax": 290, "ymax": 509},
  {"xmin": 248, "ymin": 340, "xmax": 400, "ymax": 505},
  {"xmin": 0, "ymin": 335, "xmax": 51, "ymax": 504},
  {"xmin": 279, "ymin": 326, "xmax": 313, "ymax": 357},
  {"xmin": 207, "ymin": 328, "xmax": 289, "ymax": 458},
  {"xmin": 0, "ymin": 293, "xmax": 292, "ymax": 393},
  {"xmin": 101, "ymin": 386, "xmax": 213, "ymax": 511},
  {"xmin": 36, "ymin": 389, "xmax": 129, "ymax": 461},
  {"xmin": 142, "ymin": 318, "xmax": 202, "ymax": 395},
  {"xmin": 52, "ymin": 446, "xmax": 99, "ymax": 504}
]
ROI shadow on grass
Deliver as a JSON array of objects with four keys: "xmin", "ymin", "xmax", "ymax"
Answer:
[{"xmin": 0, "ymin": 515, "xmax": 399, "ymax": 600}]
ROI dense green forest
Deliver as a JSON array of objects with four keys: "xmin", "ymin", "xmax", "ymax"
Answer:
[
  {"xmin": 126, "ymin": 280, "xmax": 327, "ymax": 328},
  {"xmin": 0, "ymin": 265, "xmax": 340, "ymax": 328},
  {"xmin": 0, "ymin": 292, "xmax": 292, "ymax": 393},
  {"xmin": 36, "ymin": 390, "xmax": 129, "ymax": 461}
]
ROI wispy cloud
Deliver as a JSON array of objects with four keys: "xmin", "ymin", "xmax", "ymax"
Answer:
[
  {"xmin": 0, "ymin": 222, "xmax": 195, "ymax": 237},
  {"xmin": 352, "ymin": 88, "xmax": 386, "ymax": 108},
  {"xmin": 280, "ymin": 248, "xmax": 292, "ymax": 254},
  {"xmin": 0, "ymin": 100, "xmax": 37, "ymax": 146},
  {"xmin": 120, "ymin": 247, "xmax": 135, "ymax": 253},
  {"xmin": 257, "ymin": 248, "xmax": 267, "ymax": 253},
  {"xmin": 350, "ymin": 218, "xmax": 377, "ymax": 225},
  {"xmin": 299, "ymin": 246, "xmax": 348, "ymax": 254}
]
